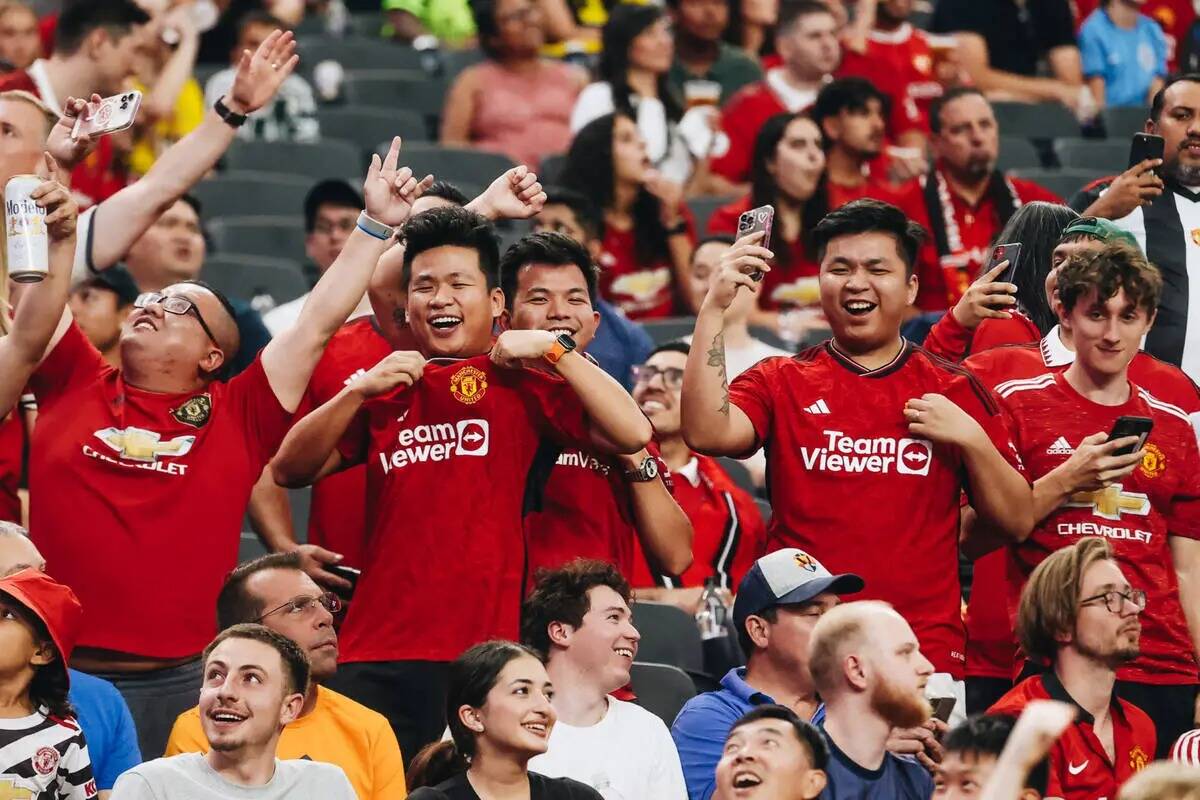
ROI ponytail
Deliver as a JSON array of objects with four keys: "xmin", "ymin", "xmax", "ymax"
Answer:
[{"xmin": 406, "ymin": 740, "xmax": 468, "ymax": 790}]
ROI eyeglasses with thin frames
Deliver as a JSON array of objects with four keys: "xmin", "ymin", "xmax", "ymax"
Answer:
[
  {"xmin": 632, "ymin": 364, "xmax": 684, "ymax": 390},
  {"xmin": 1079, "ymin": 588, "xmax": 1147, "ymax": 614},
  {"xmin": 254, "ymin": 591, "xmax": 343, "ymax": 623},
  {"xmin": 133, "ymin": 292, "xmax": 220, "ymax": 347}
]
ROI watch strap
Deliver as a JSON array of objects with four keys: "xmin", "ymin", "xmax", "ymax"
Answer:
[
  {"xmin": 544, "ymin": 334, "xmax": 576, "ymax": 365},
  {"xmin": 214, "ymin": 97, "xmax": 247, "ymax": 128},
  {"xmin": 356, "ymin": 211, "xmax": 395, "ymax": 240}
]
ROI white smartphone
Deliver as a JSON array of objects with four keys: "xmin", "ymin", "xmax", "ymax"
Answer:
[{"xmin": 71, "ymin": 91, "xmax": 142, "ymax": 139}]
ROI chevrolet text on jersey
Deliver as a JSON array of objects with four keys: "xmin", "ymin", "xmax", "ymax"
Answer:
[
  {"xmin": 378, "ymin": 419, "xmax": 490, "ymax": 472},
  {"xmin": 800, "ymin": 430, "xmax": 934, "ymax": 475}
]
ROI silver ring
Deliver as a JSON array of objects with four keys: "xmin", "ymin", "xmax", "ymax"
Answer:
[{"xmin": 271, "ymin": 62, "xmax": 280, "ymax": 70}]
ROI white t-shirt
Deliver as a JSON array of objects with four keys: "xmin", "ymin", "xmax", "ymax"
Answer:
[
  {"xmin": 111, "ymin": 753, "xmax": 355, "ymax": 799},
  {"xmin": 569, "ymin": 82, "xmax": 692, "ymax": 185},
  {"xmin": 527, "ymin": 698, "xmax": 686, "ymax": 800}
]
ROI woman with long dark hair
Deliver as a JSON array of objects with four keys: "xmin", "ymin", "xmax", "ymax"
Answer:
[
  {"xmin": 560, "ymin": 112, "xmax": 695, "ymax": 319},
  {"xmin": 407, "ymin": 641, "xmax": 602, "ymax": 799},
  {"xmin": 724, "ymin": 0, "xmax": 778, "ymax": 60},
  {"xmin": 707, "ymin": 112, "xmax": 828, "ymax": 336},
  {"xmin": 570, "ymin": 4, "xmax": 693, "ymax": 183}
]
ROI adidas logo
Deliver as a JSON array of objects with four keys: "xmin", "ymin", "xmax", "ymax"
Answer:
[
  {"xmin": 804, "ymin": 399, "xmax": 831, "ymax": 415},
  {"xmin": 1047, "ymin": 436, "xmax": 1074, "ymax": 455}
]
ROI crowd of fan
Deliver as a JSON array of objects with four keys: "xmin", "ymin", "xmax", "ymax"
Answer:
[{"xmin": 3, "ymin": 0, "xmax": 1200, "ymax": 799}]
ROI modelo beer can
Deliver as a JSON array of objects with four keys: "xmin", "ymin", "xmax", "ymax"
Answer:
[{"xmin": 5, "ymin": 175, "xmax": 48, "ymax": 283}]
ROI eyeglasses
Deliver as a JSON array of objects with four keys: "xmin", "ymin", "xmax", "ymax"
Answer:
[
  {"xmin": 314, "ymin": 218, "xmax": 357, "ymax": 236},
  {"xmin": 1080, "ymin": 588, "xmax": 1147, "ymax": 614},
  {"xmin": 255, "ymin": 592, "xmax": 343, "ymax": 623},
  {"xmin": 133, "ymin": 292, "xmax": 220, "ymax": 347},
  {"xmin": 632, "ymin": 365, "xmax": 684, "ymax": 390}
]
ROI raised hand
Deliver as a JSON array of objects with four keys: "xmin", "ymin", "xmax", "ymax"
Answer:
[
  {"xmin": 292, "ymin": 544, "xmax": 353, "ymax": 592},
  {"xmin": 490, "ymin": 329, "xmax": 556, "ymax": 369},
  {"xmin": 33, "ymin": 153, "xmax": 77, "ymax": 242},
  {"xmin": 363, "ymin": 136, "xmax": 435, "ymax": 228},
  {"xmin": 951, "ymin": 260, "xmax": 1018, "ymax": 329},
  {"xmin": 471, "ymin": 166, "xmax": 546, "ymax": 220},
  {"xmin": 45, "ymin": 94, "xmax": 102, "ymax": 171},
  {"xmin": 227, "ymin": 29, "xmax": 300, "ymax": 115},
  {"xmin": 904, "ymin": 393, "xmax": 985, "ymax": 447},
  {"xmin": 702, "ymin": 231, "xmax": 771, "ymax": 314}
]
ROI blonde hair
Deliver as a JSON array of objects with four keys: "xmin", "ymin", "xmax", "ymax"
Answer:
[
  {"xmin": 807, "ymin": 600, "xmax": 894, "ymax": 696},
  {"xmin": 1117, "ymin": 762, "xmax": 1200, "ymax": 800},
  {"xmin": 1018, "ymin": 537, "xmax": 1113, "ymax": 664},
  {"xmin": 0, "ymin": 89, "xmax": 57, "ymax": 136}
]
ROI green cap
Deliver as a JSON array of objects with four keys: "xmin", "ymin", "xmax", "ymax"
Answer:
[{"xmin": 1059, "ymin": 217, "xmax": 1140, "ymax": 249}]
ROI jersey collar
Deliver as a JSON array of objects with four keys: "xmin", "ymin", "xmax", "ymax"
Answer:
[
  {"xmin": 1042, "ymin": 669, "xmax": 1124, "ymax": 727},
  {"xmin": 1040, "ymin": 326, "xmax": 1075, "ymax": 368},
  {"xmin": 826, "ymin": 338, "xmax": 912, "ymax": 377}
]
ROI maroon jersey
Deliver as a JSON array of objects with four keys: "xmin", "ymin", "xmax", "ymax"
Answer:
[
  {"xmin": 990, "ymin": 673, "xmax": 1156, "ymax": 799},
  {"xmin": 336, "ymin": 356, "xmax": 592, "ymax": 663},
  {"xmin": 998, "ymin": 371, "xmax": 1200, "ymax": 683},
  {"xmin": 728, "ymin": 341, "xmax": 1025, "ymax": 676},
  {"xmin": 0, "ymin": 410, "xmax": 23, "ymax": 523}
]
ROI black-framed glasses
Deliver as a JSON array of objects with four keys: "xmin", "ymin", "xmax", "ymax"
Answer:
[
  {"xmin": 1080, "ymin": 588, "xmax": 1147, "ymax": 614},
  {"xmin": 134, "ymin": 292, "xmax": 220, "ymax": 347},
  {"xmin": 632, "ymin": 364, "xmax": 684, "ymax": 390},
  {"xmin": 255, "ymin": 592, "xmax": 343, "ymax": 622}
]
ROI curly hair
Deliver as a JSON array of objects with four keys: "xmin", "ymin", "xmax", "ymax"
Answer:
[{"xmin": 520, "ymin": 559, "xmax": 632, "ymax": 656}]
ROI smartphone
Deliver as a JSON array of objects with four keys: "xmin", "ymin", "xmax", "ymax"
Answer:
[
  {"xmin": 1108, "ymin": 415, "xmax": 1154, "ymax": 457},
  {"xmin": 326, "ymin": 564, "xmax": 360, "ymax": 599},
  {"xmin": 736, "ymin": 204, "xmax": 774, "ymax": 282},
  {"xmin": 986, "ymin": 242, "xmax": 1022, "ymax": 286},
  {"xmin": 1129, "ymin": 133, "xmax": 1164, "ymax": 174},
  {"xmin": 71, "ymin": 91, "xmax": 142, "ymax": 139},
  {"xmin": 931, "ymin": 696, "xmax": 957, "ymax": 724}
]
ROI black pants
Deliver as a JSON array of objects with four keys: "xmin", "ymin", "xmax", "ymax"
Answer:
[
  {"xmin": 93, "ymin": 658, "xmax": 203, "ymax": 759},
  {"xmin": 965, "ymin": 676, "xmax": 1013, "ymax": 716},
  {"xmin": 328, "ymin": 660, "xmax": 451, "ymax": 769},
  {"xmin": 1116, "ymin": 680, "xmax": 1199, "ymax": 759}
]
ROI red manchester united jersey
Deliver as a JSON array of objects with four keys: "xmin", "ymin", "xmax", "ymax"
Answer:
[
  {"xmin": 336, "ymin": 356, "xmax": 592, "ymax": 663},
  {"xmin": 707, "ymin": 196, "xmax": 822, "ymax": 311},
  {"xmin": 997, "ymin": 371, "xmax": 1200, "ymax": 683},
  {"xmin": 728, "ymin": 341, "xmax": 1024, "ymax": 675},
  {"xmin": 598, "ymin": 211, "xmax": 695, "ymax": 320},
  {"xmin": 27, "ymin": 324, "xmax": 293, "ymax": 657},
  {"xmin": 0, "ymin": 411, "xmax": 23, "ymax": 523},
  {"xmin": 836, "ymin": 24, "xmax": 944, "ymax": 136},
  {"xmin": 300, "ymin": 317, "xmax": 394, "ymax": 567},
  {"xmin": 990, "ymin": 673, "xmax": 1156, "ymax": 799}
]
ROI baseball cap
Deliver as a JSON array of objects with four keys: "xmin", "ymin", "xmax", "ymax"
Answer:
[
  {"xmin": 1059, "ymin": 217, "xmax": 1139, "ymax": 249},
  {"xmin": 733, "ymin": 548, "xmax": 864, "ymax": 630},
  {"xmin": 0, "ymin": 569, "xmax": 83, "ymax": 685},
  {"xmin": 78, "ymin": 265, "xmax": 140, "ymax": 306}
]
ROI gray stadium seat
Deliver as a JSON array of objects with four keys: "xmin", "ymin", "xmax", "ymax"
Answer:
[
  {"xmin": 239, "ymin": 531, "xmax": 268, "ymax": 563},
  {"xmin": 208, "ymin": 216, "xmax": 308, "ymax": 264},
  {"xmin": 716, "ymin": 457, "xmax": 756, "ymax": 496},
  {"xmin": 316, "ymin": 106, "xmax": 428, "ymax": 156},
  {"xmin": 1053, "ymin": 138, "xmax": 1128, "ymax": 172},
  {"xmin": 632, "ymin": 602, "xmax": 705, "ymax": 673},
  {"xmin": 375, "ymin": 142, "xmax": 518, "ymax": 185},
  {"xmin": 641, "ymin": 317, "xmax": 696, "ymax": 344},
  {"xmin": 298, "ymin": 36, "xmax": 422, "ymax": 73},
  {"xmin": 996, "ymin": 137, "xmax": 1043, "ymax": 172},
  {"xmin": 201, "ymin": 253, "xmax": 308, "ymax": 306},
  {"xmin": 689, "ymin": 195, "xmax": 738, "ymax": 234},
  {"xmin": 441, "ymin": 49, "xmax": 485, "ymax": 79},
  {"xmin": 754, "ymin": 497, "xmax": 772, "ymax": 525},
  {"xmin": 193, "ymin": 171, "xmax": 316, "ymax": 217},
  {"xmin": 992, "ymin": 102, "xmax": 1081, "ymax": 140},
  {"xmin": 289, "ymin": 488, "xmax": 311, "ymax": 542},
  {"xmin": 343, "ymin": 70, "xmax": 446, "ymax": 116},
  {"xmin": 1102, "ymin": 106, "xmax": 1150, "ymax": 139},
  {"xmin": 349, "ymin": 12, "xmax": 384, "ymax": 37},
  {"xmin": 630, "ymin": 662, "xmax": 697, "ymax": 726},
  {"xmin": 1010, "ymin": 168, "xmax": 1104, "ymax": 201},
  {"xmin": 224, "ymin": 139, "xmax": 363, "ymax": 180},
  {"xmin": 193, "ymin": 63, "xmax": 224, "ymax": 91}
]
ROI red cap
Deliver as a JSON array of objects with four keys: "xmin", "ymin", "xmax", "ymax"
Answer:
[{"xmin": 0, "ymin": 569, "xmax": 83, "ymax": 685}]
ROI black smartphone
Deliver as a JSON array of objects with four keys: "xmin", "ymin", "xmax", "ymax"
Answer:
[
  {"xmin": 931, "ymin": 696, "xmax": 957, "ymax": 724},
  {"xmin": 986, "ymin": 242, "xmax": 1022, "ymax": 285},
  {"xmin": 1108, "ymin": 415, "xmax": 1154, "ymax": 457},
  {"xmin": 1129, "ymin": 133, "xmax": 1165, "ymax": 174},
  {"xmin": 326, "ymin": 564, "xmax": 360, "ymax": 599},
  {"xmin": 736, "ymin": 204, "xmax": 774, "ymax": 282}
]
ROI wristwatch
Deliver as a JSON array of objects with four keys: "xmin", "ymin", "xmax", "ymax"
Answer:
[
  {"xmin": 213, "ymin": 97, "xmax": 247, "ymax": 128},
  {"xmin": 356, "ymin": 211, "xmax": 395, "ymax": 240},
  {"xmin": 623, "ymin": 456, "xmax": 661, "ymax": 483},
  {"xmin": 544, "ymin": 333, "xmax": 576, "ymax": 365}
]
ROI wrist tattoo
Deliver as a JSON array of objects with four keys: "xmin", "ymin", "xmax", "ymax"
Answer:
[{"xmin": 708, "ymin": 332, "xmax": 729, "ymax": 415}]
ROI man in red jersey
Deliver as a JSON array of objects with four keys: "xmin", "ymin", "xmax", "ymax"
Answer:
[
  {"xmin": 991, "ymin": 243, "xmax": 1200, "ymax": 754},
  {"xmin": 503, "ymin": 232, "xmax": 693, "ymax": 582},
  {"xmin": 708, "ymin": 0, "xmax": 839, "ymax": 190},
  {"xmin": 271, "ymin": 208, "xmax": 652, "ymax": 762},
  {"xmin": 681, "ymin": 198, "xmax": 1032, "ymax": 712},
  {"xmin": 990, "ymin": 537, "xmax": 1157, "ymax": 796},
  {"xmin": 920, "ymin": 89, "xmax": 1062, "ymax": 307},
  {"xmin": 22, "ymin": 136, "xmax": 430, "ymax": 759}
]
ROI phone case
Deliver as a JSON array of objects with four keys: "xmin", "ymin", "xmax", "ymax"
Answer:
[
  {"xmin": 737, "ymin": 205, "xmax": 774, "ymax": 282},
  {"xmin": 72, "ymin": 91, "xmax": 143, "ymax": 139}
]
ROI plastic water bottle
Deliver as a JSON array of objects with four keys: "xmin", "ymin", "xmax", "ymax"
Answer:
[{"xmin": 695, "ymin": 577, "xmax": 728, "ymax": 641}]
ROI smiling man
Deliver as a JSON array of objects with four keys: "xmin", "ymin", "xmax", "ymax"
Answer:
[
  {"xmin": 682, "ymin": 198, "xmax": 1031, "ymax": 724},
  {"xmin": 713, "ymin": 705, "xmax": 828, "ymax": 800}
]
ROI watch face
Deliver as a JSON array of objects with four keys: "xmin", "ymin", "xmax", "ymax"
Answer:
[
  {"xmin": 556, "ymin": 333, "xmax": 576, "ymax": 352},
  {"xmin": 643, "ymin": 457, "xmax": 659, "ymax": 479}
]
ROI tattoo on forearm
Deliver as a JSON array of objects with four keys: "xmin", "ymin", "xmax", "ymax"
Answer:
[{"xmin": 707, "ymin": 332, "xmax": 729, "ymax": 415}]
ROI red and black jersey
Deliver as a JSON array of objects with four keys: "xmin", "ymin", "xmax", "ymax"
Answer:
[{"xmin": 0, "ymin": 411, "xmax": 24, "ymax": 523}]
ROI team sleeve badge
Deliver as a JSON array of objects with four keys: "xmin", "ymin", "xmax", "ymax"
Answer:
[{"xmin": 171, "ymin": 394, "xmax": 212, "ymax": 428}]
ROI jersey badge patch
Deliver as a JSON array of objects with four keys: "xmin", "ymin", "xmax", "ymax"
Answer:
[
  {"xmin": 450, "ymin": 366, "xmax": 488, "ymax": 405},
  {"xmin": 171, "ymin": 394, "xmax": 212, "ymax": 428}
]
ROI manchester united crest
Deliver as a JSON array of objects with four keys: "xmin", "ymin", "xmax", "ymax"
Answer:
[
  {"xmin": 1129, "ymin": 744, "xmax": 1149, "ymax": 772},
  {"xmin": 913, "ymin": 54, "xmax": 932, "ymax": 75},
  {"xmin": 793, "ymin": 551, "xmax": 818, "ymax": 572},
  {"xmin": 171, "ymin": 394, "xmax": 212, "ymax": 428},
  {"xmin": 1139, "ymin": 443, "xmax": 1166, "ymax": 479},
  {"xmin": 450, "ymin": 366, "xmax": 488, "ymax": 405},
  {"xmin": 33, "ymin": 745, "xmax": 59, "ymax": 775},
  {"xmin": 1191, "ymin": 228, "xmax": 1200, "ymax": 247}
]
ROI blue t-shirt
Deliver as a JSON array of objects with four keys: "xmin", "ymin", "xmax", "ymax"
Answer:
[
  {"xmin": 818, "ymin": 722, "xmax": 933, "ymax": 800},
  {"xmin": 68, "ymin": 669, "xmax": 142, "ymax": 790},
  {"xmin": 1079, "ymin": 9, "xmax": 1167, "ymax": 108},
  {"xmin": 588, "ymin": 300, "xmax": 654, "ymax": 391}
]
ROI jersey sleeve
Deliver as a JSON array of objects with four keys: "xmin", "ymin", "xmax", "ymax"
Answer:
[
  {"xmin": 944, "ymin": 370, "xmax": 1027, "ymax": 478},
  {"xmin": 1167, "ymin": 424, "xmax": 1200, "ymax": 540},
  {"xmin": 223, "ymin": 355, "xmax": 296, "ymax": 467},
  {"xmin": 28, "ymin": 322, "xmax": 109, "ymax": 403},
  {"xmin": 728, "ymin": 360, "xmax": 776, "ymax": 449},
  {"xmin": 1079, "ymin": 19, "xmax": 1107, "ymax": 77},
  {"xmin": 517, "ymin": 369, "xmax": 593, "ymax": 449},
  {"xmin": 72, "ymin": 206, "xmax": 97, "ymax": 281},
  {"xmin": 971, "ymin": 315, "xmax": 1042, "ymax": 353},
  {"xmin": 163, "ymin": 708, "xmax": 207, "ymax": 756},
  {"xmin": 60, "ymin": 731, "xmax": 99, "ymax": 800},
  {"xmin": 709, "ymin": 95, "xmax": 755, "ymax": 183},
  {"xmin": 671, "ymin": 696, "xmax": 738, "ymax": 800}
]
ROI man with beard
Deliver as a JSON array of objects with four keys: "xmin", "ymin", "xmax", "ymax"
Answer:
[
  {"xmin": 712, "ymin": 706, "xmax": 828, "ymax": 800},
  {"xmin": 807, "ymin": 601, "xmax": 937, "ymax": 797},
  {"xmin": 990, "ymin": 538, "xmax": 1157, "ymax": 798}
]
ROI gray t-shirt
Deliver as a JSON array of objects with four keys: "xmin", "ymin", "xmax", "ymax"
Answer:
[{"xmin": 110, "ymin": 753, "xmax": 356, "ymax": 799}]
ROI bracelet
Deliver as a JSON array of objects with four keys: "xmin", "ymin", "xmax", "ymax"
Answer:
[
  {"xmin": 356, "ymin": 211, "xmax": 394, "ymax": 240},
  {"xmin": 664, "ymin": 220, "xmax": 688, "ymax": 236}
]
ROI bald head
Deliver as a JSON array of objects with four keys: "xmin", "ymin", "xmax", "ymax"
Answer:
[
  {"xmin": 0, "ymin": 521, "xmax": 46, "ymax": 576},
  {"xmin": 808, "ymin": 601, "xmax": 897, "ymax": 694}
]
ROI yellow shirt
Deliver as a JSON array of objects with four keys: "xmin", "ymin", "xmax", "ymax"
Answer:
[
  {"xmin": 165, "ymin": 685, "xmax": 407, "ymax": 799},
  {"xmin": 128, "ymin": 77, "xmax": 205, "ymax": 177}
]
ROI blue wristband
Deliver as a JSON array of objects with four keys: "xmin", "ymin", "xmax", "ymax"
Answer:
[
  {"xmin": 357, "ymin": 222, "xmax": 388, "ymax": 240},
  {"xmin": 356, "ymin": 211, "xmax": 394, "ymax": 240}
]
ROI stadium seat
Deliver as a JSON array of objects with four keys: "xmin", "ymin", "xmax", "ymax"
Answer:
[
  {"xmin": 1053, "ymin": 138, "xmax": 1128, "ymax": 172},
  {"xmin": 1010, "ymin": 168, "xmax": 1105, "ymax": 201},
  {"xmin": 1102, "ymin": 106, "xmax": 1150, "ymax": 139},
  {"xmin": 193, "ymin": 171, "xmax": 316, "ymax": 217},
  {"xmin": 201, "ymin": 253, "xmax": 309, "ymax": 307},
  {"xmin": 996, "ymin": 137, "xmax": 1044, "ymax": 172},
  {"xmin": 289, "ymin": 488, "xmax": 311, "ymax": 542},
  {"xmin": 193, "ymin": 63, "xmax": 224, "ymax": 91},
  {"xmin": 208, "ymin": 216, "xmax": 309, "ymax": 264},
  {"xmin": 716, "ymin": 457, "xmax": 756, "ymax": 496},
  {"xmin": 632, "ymin": 601, "xmax": 705, "ymax": 673},
  {"xmin": 641, "ymin": 317, "xmax": 697, "ymax": 344},
  {"xmin": 238, "ymin": 531, "xmax": 268, "ymax": 563},
  {"xmin": 316, "ymin": 106, "xmax": 428, "ymax": 156},
  {"xmin": 991, "ymin": 102, "xmax": 1081, "ymax": 140},
  {"xmin": 224, "ymin": 139, "xmax": 363, "ymax": 180},
  {"xmin": 755, "ymin": 497, "xmax": 772, "ymax": 525},
  {"xmin": 496, "ymin": 219, "xmax": 532, "ymax": 255},
  {"xmin": 688, "ymin": 195, "xmax": 737, "ymax": 234},
  {"xmin": 343, "ymin": 69, "xmax": 446, "ymax": 117},
  {"xmin": 374, "ymin": 142, "xmax": 518, "ymax": 186},
  {"xmin": 539, "ymin": 153, "xmax": 566, "ymax": 182},
  {"xmin": 747, "ymin": 325, "xmax": 797, "ymax": 352},
  {"xmin": 298, "ymin": 36, "xmax": 423, "ymax": 73},
  {"xmin": 441, "ymin": 49, "xmax": 485, "ymax": 79},
  {"xmin": 630, "ymin": 662, "xmax": 697, "ymax": 726}
]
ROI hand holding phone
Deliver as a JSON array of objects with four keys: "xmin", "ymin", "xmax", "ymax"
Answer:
[
  {"xmin": 1129, "ymin": 133, "xmax": 1165, "ymax": 175},
  {"xmin": 1107, "ymin": 415, "xmax": 1154, "ymax": 457},
  {"xmin": 71, "ymin": 91, "xmax": 142, "ymax": 140},
  {"xmin": 736, "ymin": 205, "xmax": 774, "ymax": 281},
  {"xmin": 986, "ymin": 242, "xmax": 1022, "ymax": 286},
  {"xmin": 931, "ymin": 696, "xmax": 957, "ymax": 724}
]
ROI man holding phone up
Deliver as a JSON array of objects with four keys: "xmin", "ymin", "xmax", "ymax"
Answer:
[{"xmin": 987, "ymin": 243, "xmax": 1200, "ymax": 753}]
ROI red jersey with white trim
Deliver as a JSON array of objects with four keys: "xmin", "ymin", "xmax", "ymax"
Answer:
[
  {"xmin": 836, "ymin": 24, "xmax": 944, "ymax": 136},
  {"xmin": 707, "ymin": 196, "xmax": 822, "ymax": 311},
  {"xmin": 728, "ymin": 342, "xmax": 1025, "ymax": 676},
  {"xmin": 335, "ymin": 356, "xmax": 593, "ymax": 663},
  {"xmin": 990, "ymin": 673, "xmax": 1156, "ymax": 799},
  {"xmin": 997, "ymin": 371, "xmax": 1200, "ymax": 683},
  {"xmin": 27, "ymin": 324, "xmax": 293, "ymax": 657},
  {"xmin": 0, "ymin": 411, "xmax": 23, "ymax": 523},
  {"xmin": 710, "ymin": 81, "xmax": 794, "ymax": 184},
  {"xmin": 300, "ymin": 317, "xmax": 394, "ymax": 568},
  {"xmin": 598, "ymin": 211, "xmax": 695, "ymax": 320},
  {"xmin": 1171, "ymin": 728, "xmax": 1200, "ymax": 764}
]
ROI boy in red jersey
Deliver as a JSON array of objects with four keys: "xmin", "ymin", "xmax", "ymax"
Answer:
[
  {"xmin": 271, "ymin": 209, "xmax": 652, "ymax": 763},
  {"xmin": 681, "ymin": 198, "xmax": 1032, "ymax": 715},
  {"xmin": 991, "ymin": 243, "xmax": 1200, "ymax": 755},
  {"xmin": 990, "ymin": 537, "xmax": 1157, "ymax": 797}
]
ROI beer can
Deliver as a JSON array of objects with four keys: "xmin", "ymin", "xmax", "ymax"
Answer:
[{"xmin": 5, "ymin": 174, "xmax": 48, "ymax": 283}]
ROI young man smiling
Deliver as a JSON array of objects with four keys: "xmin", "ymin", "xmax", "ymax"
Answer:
[{"xmin": 713, "ymin": 705, "xmax": 829, "ymax": 800}]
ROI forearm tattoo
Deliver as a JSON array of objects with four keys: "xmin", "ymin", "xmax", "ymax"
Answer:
[{"xmin": 708, "ymin": 332, "xmax": 729, "ymax": 415}]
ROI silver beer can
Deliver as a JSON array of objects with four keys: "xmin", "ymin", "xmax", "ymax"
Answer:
[{"xmin": 5, "ymin": 174, "xmax": 48, "ymax": 283}]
